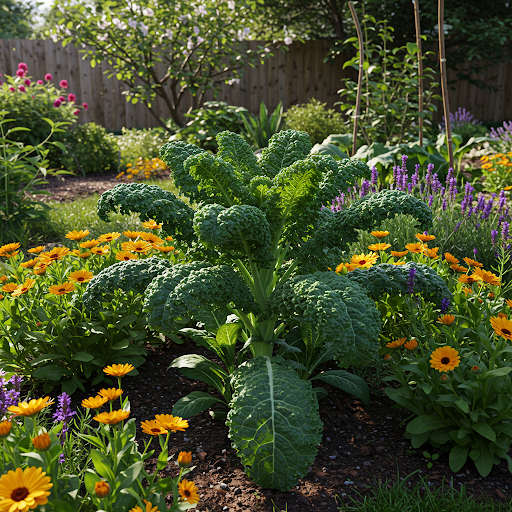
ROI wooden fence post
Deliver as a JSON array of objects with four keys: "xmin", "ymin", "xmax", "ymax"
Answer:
[{"xmin": 413, "ymin": 0, "xmax": 424, "ymax": 147}]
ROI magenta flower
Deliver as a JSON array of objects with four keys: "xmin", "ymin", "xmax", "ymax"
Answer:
[
  {"xmin": 16, "ymin": 69, "xmax": 25, "ymax": 78},
  {"xmin": 19, "ymin": 85, "xmax": 26, "ymax": 92},
  {"xmin": 58, "ymin": 96, "xmax": 65, "ymax": 102},
  {"xmin": 82, "ymin": 102, "xmax": 88, "ymax": 110},
  {"xmin": 59, "ymin": 80, "xmax": 68, "ymax": 88},
  {"xmin": 8, "ymin": 87, "xmax": 15, "ymax": 92},
  {"xmin": 36, "ymin": 80, "xmax": 44, "ymax": 85},
  {"xmin": 44, "ymin": 73, "xmax": 53, "ymax": 81},
  {"xmin": 68, "ymin": 93, "xmax": 76, "ymax": 102},
  {"xmin": 74, "ymin": 109, "xmax": 80, "ymax": 115},
  {"xmin": 24, "ymin": 79, "xmax": 31, "ymax": 86},
  {"xmin": 54, "ymin": 99, "xmax": 62, "ymax": 107},
  {"xmin": 18, "ymin": 62, "xmax": 28, "ymax": 72}
]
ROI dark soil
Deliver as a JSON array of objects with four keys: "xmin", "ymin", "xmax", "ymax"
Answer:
[{"xmin": 55, "ymin": 339, "xmax": 512, "ymax": 512}]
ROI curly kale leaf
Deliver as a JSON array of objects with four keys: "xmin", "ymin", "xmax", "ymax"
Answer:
[
  {"xmin": 144, "ymin": 263, "xmax": 258, "ymax": 334},
  {"xmin": 267, "ymin": 271, "xmax": 381, "ymax": 366},
  {"xmin": 96, "ymin": 183, "xmax": 195, "ymax": 242},
  {"xmin": 193, "ymin": 204, "xmax": 274, "ymax": 267},
  {"xmin": 83, "ymin": 257, "xmax": 172, "ymax": 310},
  {"xmin": 346, "ymin": 262, "xmax": 453, "ymax": 308},
  {"xmin": 227, "ymin": 356, "xmax": 323, "ymax": 491},
  {"xmin": 258, "ymin": 130, "xmax": 312, "ymax": 178},
  {"xmin": 159, "ymin": 141, "xmax": 205, "ymax": 201},
  {"xmin": 216, "ymin": 131, "xmax": 259, "ymax": 183}
]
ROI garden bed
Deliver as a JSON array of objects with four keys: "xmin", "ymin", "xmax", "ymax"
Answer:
[{"xmin": 55, "ymin": 339, "xmax": 512, "ymax": 512}]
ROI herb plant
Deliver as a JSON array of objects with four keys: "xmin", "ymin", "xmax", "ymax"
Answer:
[{"xmin": 242, "ymin": 102, "xmax": 284, "ymax": 149}]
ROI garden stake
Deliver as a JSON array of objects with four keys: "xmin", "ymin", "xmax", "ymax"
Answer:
[
  {"xmin": 413, "ymin": 0, "xmax": 424, "ymax": 147},
  {"xmin": 348, "ymin": 1, "xmax": 364, "ymax": 157},
  {"xmin": 438, "ymin": 0, "xmax": 454, "ymax": 169}
]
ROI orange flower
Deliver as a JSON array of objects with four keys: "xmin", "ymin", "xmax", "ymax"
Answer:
[
  {"xmin": 20, "ymin": 258, "xmax": 39, "ymax": 268},
  {"xmin": 165, "ymin": 236, "xmax": 174, "ymax": 241},
  {"xmin": 405, "ymin": 242, "xmax": 426, "ymax": 254},
  {"xmin": 11, "ymin": 279, "xmax": 36, "ymax": 297},
  {"xmin": 81, "ymin": 396, "xmax": 109, "ymax": 409},
  {"xmin": 458, "ymin": 274, "xmax": 482, "ymax": 285},
  {"xmin": 139, "ymin": 232, "xmax": 163, "ymax": 244},
  {"xmin": 393, "ymin": 261, "xmax": 406, "ymax": 265},
  {"xmin": 415, "ymin": 233, "xmax": 436, "ymax": 243},
  {"xmin": 33, "ymin": 264, "xmax": 48, "ymax": 275},
  {"xmin": 95, "ymin": 481, "xmax": 110, "ymax": 498},
  {"xmin": 0, "ymin": 243, "xmax": 20, "ymax": 254},
  {"xmin": 371, "ymin": 231, "xmax": 389, "ymax": 239},
  {"xmin": 463, "ymin": 257, "xmax": 483, "ymax": 268},
  {"xmin": 142, "ymin": 220, "xmax": 162, "ymax": 229},
  {"xmin": 450, "ymin": 264, "xmax": 469, "ymax": 273},
  {"xmin": 386, "ymin": 337, "xmax": 406, "ymax": 348},
  {"xmin": 94, "ymin": 410, "xmax": 130, "ymax": 425},
  {"xmin": 116, "ymin": 251, "xmax": 138, "ymax": 261},
  {"xmin": 65, "ymin": 230, "xmax": 90, "ymax": 241},
  {"xmin": 350, "ymin": 252, "xmax": 379, "ymax": 268},
  {"xmin": 78, "ymin": 252, "xmax": 91, "ymax": 259},
  {"xmin": 462, "ymin": 287, "xmax": 473, "ymax": 296},
  {"xmin": 438, "ymin": 314, "xmax": 455, "ymax": 325},
  {"xmin": 177, "ymin": 451, "xmax": 193, "ymax": 467},
  {"xmin": 80, "ymin": 239, "xmax": 100, "ymax": 249},
  {"xmin": 384, "ymin": 354, "xmax": 392, "ymax": 361},
  {"xmin": 98, "ymin": 232, "xmax": 121, "ymax": 243},
  {"xmin": 27, "ymin": 246, "xmax": 45, "ymax": 254},
  {"xmin": 141, "ymin": 419, "xmax": 168, "ymax": 436},
  {"xmin": 404, "ymin": 339, "xmax": 418, "ymax": 350},
  {"xmin": 121, "ymin": 240, "xmax": 153, "ymax": 253},
  {"xmin": 154, "ymin": 414, "xmax": 188, "ymax": 432},
  {"xmin": 368, "ymin": 243, "xmax": 391, "ymax": 251},
  {"xmin": 2, "ymin": 283, "xmax": 18, "ymax": 293},
  {"xmin": 498, "ymin": 312, "xmax": 508, "ymax": 319},
  {"xmin": 444, "ymin": 253, "xmax": 459, "ymax": 265},
  {"xmin": 506, "ymin": 299, "xmax": 512, "ymax": 309},
  {"xmin": 0, "ymin": 276, "xmax": 7, "ymax": 282},
  {"xmin": 98, "ymin": 388, "xmax": 123, "ymax": 401},
  {"xmin": 425, "ymin": 247, "xmax": 440, "ymax": 259},
  {"xmin": 122, "ymin": 231, "xmax": 143, "ymax": 239},
  {"xmin": 39, "ymin": 247, "xmax": 69, "ymax": 264},
  {"xmin": 32, "ymin": 433, "xmax": 51, "ymax": 451},
  {"xmin": 48, "ymin": 283, "xmax": 75, "ymax": 295},
  {"xmin": 155, "ymin": 245, "xmax": 174, "ymax": 253},
  {"xmin": 391, "ymin": 250, "xmax": 408, "ymax": 258},
  {"xmin": 103, "ymin": 364, "xmax": 135, "ymax": 377},
  {"xmin": 68, "ymin": 270, "xmax": 94, "ymax": 283},
  {"xmin": 471, "ymin": 268, "xmax": 501, "ymax": 286},
  {"xmin": 90, "ymin": 246, "xmax": 110, "ymax": 256}
]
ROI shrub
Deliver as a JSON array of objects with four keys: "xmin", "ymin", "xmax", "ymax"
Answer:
[
  {"xmin": 61, "ymin": 122, "xmax": 119, "ymax": 175},
  {"xmin": 113, "ymin": 126, "xmax": 171, "ymax": 167},
  {"xmin": 442, "ymin": 108, "xmax": 488, "ymax": 145},
  {"xmin": 480, "ymin": 151, "xmax": 512, "ymax": 193},
  {"xmin": 283, "ymin": 98, "xmax": 346, "ymax": 145},
  {"xmin": 116, "ymin": 157, "xmax": 169, "ymax": 182}
]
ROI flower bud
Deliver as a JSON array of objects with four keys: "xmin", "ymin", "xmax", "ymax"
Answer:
[
  {"xmin": 177, "ymin": 451, "xmax": 192, "ymax": 467},
  {"xmin": 440, "ymin": 374, "xmax": 450, "ymax": 383},
  {"xmin": 32, "ymin": 432, "xmax": 51, "ymax": 451},
  {"xmin": 384, "ymin": 354, "xmax": 392, "ymax": 361},
  {"xmin": 471, "ymin": 365, "xmax": 481, "ymax": 375},
  {"xmin": 95, "ymin": 481, "xmax": 110, "ymax": 498},
  {"xmin": 0, "ymin": 421, "xmax": 12, "ymax": 438}
]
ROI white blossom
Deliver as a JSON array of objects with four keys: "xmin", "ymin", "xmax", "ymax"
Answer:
[
  {"xmin": 196, "ymin": 5, "xmax": 207, "ymax": 15},
  {"xmin": 165, "ymin": 28, "xmax": 173, "ymax": 39},
  {"xmin": 139, "ymin": 21, "xmax": 148, "ymax": 36},
  {"xmin": 284, "ymin": 36, "xmax": 293, "ymax": 45},
  {"xmin": 193, "ymin": 26, "xmax": 200, "ymax": 35},
  {"xmin": 128, "ymin": 19, "xmax": 138, "ymax": 28},
  {"xmin": 142, "ymin": 7, "xmax": 154, "ymax": 16},
  {"xmin": 227, "ymin": 77, "xmax": 240, "ymax": 85},
  {"xmin": 112, "ymin": 17, "xmax": 127, "ymax": 30},
  {"xmin": 227, "ymin": 0, "xmax": 235, "ymax": 9}
]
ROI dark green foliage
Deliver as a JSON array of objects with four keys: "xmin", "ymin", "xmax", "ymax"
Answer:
[
  {"xmin": 241, "ymin": 102, "xmax": 284, "ymax": 149},
  {"xmin": 82, "ymin": 256, "xmax": 172, "ymax": 310},
  {"xmin": 216, "ymin": 130, "xmax": 260, "ymax": 181},
  {"xmin": 346, "ymin": 262, "xmax": 453, "ymax": 309},
  {"xmin": 96, "ymin": 183, "xmax": 195, "ymax": 242},
  {"xmin": 0, "ymin": 0, "xmax": 35, "ymax": 38}
]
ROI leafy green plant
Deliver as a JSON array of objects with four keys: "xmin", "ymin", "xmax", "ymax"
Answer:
[
  {"xmin": 284, "ymin": 98, "xmax": 346, "ymax": 145},
  {"xmin": 85, "ymin": 129, "xmax": 445, "ymax": 490},
  {"xmin": 61, "ymin": 122, "xmax": 119, "ymax": 175},
  {"xmin": 242, "ymin": 102, "xmax": 284, "ymax": 149}
]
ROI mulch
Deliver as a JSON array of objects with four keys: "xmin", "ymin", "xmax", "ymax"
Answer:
[{"xmin": 51, "ymin": 339, "xmax": 512, "ymax": 512}]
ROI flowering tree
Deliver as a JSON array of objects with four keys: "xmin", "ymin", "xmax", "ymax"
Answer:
[{"xmin": 53, "ymin": 0, "xmax": 287, "ymax": 128}]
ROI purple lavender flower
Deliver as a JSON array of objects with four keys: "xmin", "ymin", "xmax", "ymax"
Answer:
[
  {"xmin": 361, "ymin": 179, "xmax": 370, "ymax": 197},
  {"xmin": 445, "ymin": 167, "xmax": 454, "ymax": 186},
  {"xmin": 448, "ymin": 107, "xmax": 481, "ymax": 128},
  {"xmin": 490, "ymin": 120, "xmax": 512, "ymax": 144},
  {"xmin": 473, "ymin": 247, "xmax": 478, "ymax": 256},
  {"xmin": 498, "ymin": 189, "xmax": 507, "ymax": 213},
  {"xmin": 407, "ymin": 267, "xmax": 417, "ymax": 294},
  {"xmin": 482, "ymin": 198, "xmax": 494, "ymax": 220},
  {"xmin": 408, "ymin": 183, "xmax": 413, "ymax": 194},
  {"xmin": 502, "ymin": 221, "xmax": 510, "ymax": 242},
  {"xmin": 0, "ymin": 375, "xmax": 22, "ymax": 418},
  {"xmin": 491, "ymin": 229, "xmax": 498, "ymax": 246},
  {"xmin": 425, "ymin": 164, "xmax": 434, "ymax": 186},
  {"xmin": 454, "ymin": 222, "xmax": 462, "ymax": 232},
  {"xmin": 440, "ymin": 297, "xmax": 451, "ymax": 313},
  {"xmin": 53, "ymin": 392, "xmax": 76, "ymax": 459},
  {"xmin": 370, "ymin": 166, "xmax": 378, "ymax": 185},
  {"xmin": 442, "ymin": 198, "xmax": 447, "ymax": 211},
  {"xmin": 428, "ymin": 195, "xmax": 434, "ymax": 207},
  {"xmin": 412, "ymin": 165, "xmax": 420, "ymax": 187}
]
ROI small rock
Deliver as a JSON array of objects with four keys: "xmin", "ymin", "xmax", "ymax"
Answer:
[
  {"xmin": 386, "ymin": 416, "xmax": 392, "ymax": 420},
  {"xmin": 220, "ymin": 483, "xmax": 229, "ymax": 490},
  {"xmin": 329, "ymin": 455, "xmax": 336, "ymax": 460},
  {"xmin": 234, "ymin": 488, "xmax": 242, "ymax": 495},
  {"xmin": 326, "ymin": 437, "xmax": 331, "ymax": 442},
  {"xmin": 198, "ymin": 451, "xmax": 207, "ymax": 462},
  {"xmin": 363, "ymin": 461, "xmax": 371, "ymax": 466},
  {"xmin": 376, "ymin": 446, "xmax": 386, "ymax": 453}
]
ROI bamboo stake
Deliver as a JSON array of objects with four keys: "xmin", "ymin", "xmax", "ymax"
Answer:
[
  {"xmin": 413, "ymin": 0, "xmax": 424, "ymax": 147},
  {"xmin": 348, "ymin": 1, "xmax": 364, "ymax": 157},
  {"xmin": 438, "ymin": 0, "xmax": 454, "ymax": 169}
]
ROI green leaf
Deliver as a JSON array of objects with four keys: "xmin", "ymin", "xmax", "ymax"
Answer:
[
  {"xmin": 32, "ymin": 365, "xmax": 70, "ymax": 381},
  {"xmin": 90, "ymin": 449, "xmax": 115, "ymax": 481},
  {"xmin": 311, "ymin": 370, "xmax": 369, "ymax": 406},
  {"xmin": 449, "ymin": 445, "xmax": 469, "ymax": 473},
  {"xmin": 410, "ymin": 431, "xmax": 430, "ymax": 448},
  {"xmin": 406, "ymin": 415, "xmax": 446, "ymax": 434},
  {"xmin": 455, "ymin": 399, "xmax": 470, "ymax": 414},
  {"xmin": 71, "ymin": 351, "xmax": 95, "ymax": 362},
  {"xmin": 472, "ymin": 422, "xmax": 496, "ymax": 442},
  {"xmin": 171, "ymin": 391, "xmax": 221, "ymax": 419},
  {"xmin": 117, "ymin": 461, "xmax": 143, "ymax": 490},
  {"xmin": 169, "ymin": 354, "xmax": 227, "ymax": 394},
  {"xmin": 474, "ymin": 441, "xmax": 494, "ymax": 477},
  {"xmin": 482, "ymin": 367, "xmax": 512, "ymax": 379},
  {"xmin": 84, "ymin": 470, "xmax": 101, "ymax": 496}
]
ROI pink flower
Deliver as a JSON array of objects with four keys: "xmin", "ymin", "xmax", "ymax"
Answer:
[
  {"xmin": 54, "ymin": 99, "xmax": 62, "ymax": 107},
  {"xmin": 58, "ymin": 96, "xmax": 65, "ymax": 102},
  {"xmin": 18, "ymin": 62, "xmax": 28, "ymax": 72},
  {"xmin": 44, "ymin": 73, "xmax": 53, "ymax": 81},
  {"xmin": 36, "ymin": 80, "xmax": 44, "ymax": 85},
  {"xmin": 82, "ymin": 102, "xmax": 88, "ymax": 110},
  {"xmin": 74, "ymin": 109, "xmax": 80, "ymax": 115},
  {"xmin": 0, "ymin": 81, "xmax": 3, "ymax": 85},
  {"xmin": 67, "ymin": 93, "xmax": 76, "ymax": 102},
  {"xmin": 9, "ymin": 87, "xmax": 15, "ymax": 92},
  {"xmin": 24, "ymin": 79, "xmax": 31, "ymax": 86},
  {"xmin": 59, "ymin": 80, "xmax": 68, "ymax": 88},
  {"xmin": 19, "ymin": 85, "xmax": 26, "ymax": 92},
  {"xmin": 16, "ymin": 69, "xmax": 25, "ymax": 77}
]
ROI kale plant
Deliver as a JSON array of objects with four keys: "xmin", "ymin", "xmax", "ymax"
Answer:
[{"xmin": 87, "ymin": 129, "xmax": 450, "ymax": 490}]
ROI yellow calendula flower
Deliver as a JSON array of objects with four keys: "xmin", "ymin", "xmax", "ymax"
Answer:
[
  {"xmin": 154, "ymin": 414, "xmax": 188, "ymax": 432},
  {"xmin": 8, "ymin": 396, "xmax": 54, "ymax": 417},
  {"xmin": 11, "ymin": 279, "xmax": 36, "ymax": 297},
  {"xmin": 155, "ymin": 245, "xmax": 174, "ymax": 253},
  {"xmin": 95, "ymin": 481, "xmax": 110, "ymax": 499},
  {"xmin": 39, "ymin": 246, "xmax": 70, "ymax": 264},
  {"xmin": 370, "ymin": 231, "xmax": 389, "ymax": 239},
  {"xmin": 103, "ymin": 363, "xmax": 135, "ymax": 377},
  {"xmin": 98, "ymin": 232, "xmax": 121, "ymax": 243},
  {"xmin": 490, "ymin": 316, "xmax": 512, "ymax": 340},
  {"xmin": 93, "ymin": 410, "xmax": 130, "ymax": 425},
  {"xmin": 68, "ymin": 270, "xmax": 94, "ymax": 283},
  {"xmin": 506, "ymin": 299, "xmax": 512, "ymax": 309},
  {"xmin": 450, "ymin": 264, "xmax": 469, "ymax": 273},
  {"xmin": 80, "ymin": 239, "xmax": 100, "ymax": 249},
  {"xmin": 165, "ymin": 236, "xmax": 174, "ymax": 241},
  {"xmin": 0, "ymin": 466, "xmax": 53, "ymax": 511},
  {"xmin": 471, "ymin": 267, "xmax": 501, "ymax": 286},
  {"xmin": 177, "ymin": 451, "xmax": 192, "ymax": 467},
  {"xmin": 139, "ymin": 232, "xmax": 163, "ymax": 244},
  {"xmin": 116, "ymin": 251, "xmax": 138, "ymax": 261},
  {"xmin": 429, "ymin": 346, "xmax": 460, "ymax": 372},
  {"xmin": 48, "ymin": 283, "xmax": 75, "ymax": 295},
  {"xmin": 142, "ymin": 219, "xmax": 162, "ymax": 229},
  {"xmin": 65, "ymin": 230, "xmax": 90, "ymax": 241},
  {"xmin": 32, "ymin": 432, "xmax": 51, "ymax": 451},
  {"xmin": 350, "ymin": 252, "xmax": 379, "ymax": 268},
  {"xmin": 405, "ymin": 242, "xmax": 426, "ymax": 254},
  {"xmin": 140, "ymin": 419, "xmax": 168, "ymax": 436},
  {"xmin": 20, "ymin": 258, "xmax": 39, "ymax": 269},
  {"xmin": 391, "ymin": 250, "xmax": 408, "ymax": 258},
  {"xmin": 33, "ymin": 264, "xmax": 48, "ymax": 275},
  {"xmin": 425, "ymin": 247, "xmax": 440, "ymax": 259},
  {"xmin": 27, "ymin": 246, "xmax": 45, "ymax": 254},
  {"xmin": 178, "ymin": 479, "xmax": 199, "ymax": 504},
  {"xmin": 0, "ymin": 276, "xmax": 7, "ymax": 282},
  {"xmin": 2, "ymin": 283, "xmax": 18, "ymax": 293},
  {"xmin": 415, "ymin": 233, "xmax": 436, "ymax": 243},
  {"xmin": 128, "ymin": 500, "xmax": 161, "ymax": 512},
  {"xmin": 443, "ymin": 252, "xmax": 459, "ymax": 265},
  {"xmin": 122, "ymin": 230, "xmax": 143, "ymax": 239},
  {"xmin": 438, "ymin": 314, "xmax": 455, "ymax": 325},
  {"xmin": 81, "ymin": 396, "xmax": 109, "ymax": 409},
  {"xmin": 386, "ymin": 337, "xmax": 406, "ymax": 348},
  {"xmin": 90, "ymin": 246, "xmax": 110, "ymax": 256},
  {"xmin": 78, "ymin": 252, "xmax": 91, "ymax": 259},
  {"xmin": 463, "ymin": 257, "xmax": 483, "ymax": 268},
  {"xmin": 0, "ymin": 243, "xmax": 20, "ymax": 254},
  {"xmin": 0, "ymin": 421, "xmax": 12, "ymax": 438},
  {"xmin": 458, "ymin": 274, "xmax": 482, "ymax": 285},
  {"xmin": 368, "ymin": 243, "xmax": 391, "ymax": 251},
  {"xmin": 98, "ymin": 388, "xmax": 123, "ymax": 401},
  {"xmin": 481, "ymin": 163, "xmax": 493, "ymax": 169},
  {"xmin": 121, "ymin": 240, "xmax": 153, "ymax": 253},
  {"xmin": 392, "ymin": 261, "xmax": 406, "ymax": 265}
]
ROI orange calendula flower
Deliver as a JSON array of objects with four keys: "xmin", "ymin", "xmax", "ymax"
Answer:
[
  {"xmin": 178, "ymin": 479, "xmax": 199, "ymax": 504},
  {"xmin": 116, "ymin": 251, "xmax": 138, "ymax": 261},
  {"xmin": 165, "ymin": 236, "xmax": 174, "ymax": 241},
  {"xmin": 0, "ymin": 276, "xmax": 7, "ymax": 282},
  {"xmin": 8, "ymin": 396, "xmax": 54, "ymax": 417},
  {"xmin": 128, "ymin": 500, "xmax": 160, "ymax": 512},
  {"xmin": 481, "ymin": 163, "xmax": 493, "ymax": 169},
  {"xmin": 95, "ymin": 481, "xmax": 110, "ymax": 498},
  {"xmin": 0, "ymin": 421, "xmax": 12, "ymax": 437},
  {"xmin": 438, "ymin": 314, "xmax": 455, "ymax": 325},
  {"xmin": 386, "ymin": 337, "xmax": 406, "ymax": 348},
  {"xmin": 33, "ymin": 264, "xmax": 48, "ymax": 275},
  {"xmin": 490, "ymin": 316, "xmax": 512, "ymax": 340},
  {"xmin": 462, "ymin": 287, "xmax": 473, "ymax": 296},
  {"xmin": 48, "ymin": 282, "xmax": 75, "ymax": 295},
  {"xmin": 142, "ymin": 220, "xmax": 162, "ymax": 229},
  {"xmin": 68, "ymin": 270, "xmax": 94, "ymax": 283},
  {"xmin": 80, "ymin": 239, "xmax": 100, "ymax": 249},
  {"xmin": 98, "ymin": 232, "xmax": 121, "ymax": 243},
  {"xmin": 20, "ymin": 258, "xmax": 39, "ymax": 268},
  {"xmin": 122, "ymin": 230, "xmax": 143, "ymax": 239},
  {"xmin": 429, "ymin": 346, "xmax": 461, "ymax": 372},
  {"xmin": 350, "ymin": 252, "xmax": 379, "ymax": 268},
  {"xmin": 39, "ymin": 246, "xmax": 70, "ymax": 264},
  {"xmin": 506, "ymin": 299, "xmax": 512, "ymax": 309},
  {"xmin": 384, "ymin": 354, "xmax": 392, "ymax": 361},
  {"xmin": 78, "ymin": 252, "xmax": 91, "ymax": 259},
  {"xmin": 65, "ymin": 230, "xmax": 90, "ymax": 241},
  {"xmin": 141, "ymin": 419, "xmax": 168, "ymax": 436},
  {"xmin": 90, "ymin": 246, "xmax": 110, "ymax": 256},
  {"xmin": 368, "ymin": 243, "xmax": 391, "ymax": 251},
  {"xmin": 2, "ymin": 283, "xmax": 18, "ymax": 293},
  {"xmin": 405, "ymin": 242, "xmax": 426, "ymax": 254},
  {"xmin": 0, "ymin": 243, "xmax": 21, "ymax": 254},
  {"xmin": 371, "ymin": 231, "xmax": 389, "ymax": 239},
  {"xmin": 391, "ymin": 250, "xmax": 408, "ymax": 258},
  {"xmin": 103, "ymin": 363, "xmax": 135, "ymax": 377},
  {"xmin": 27, "ymin": 246, "xmax": 45, "ymax": 254},
  {"xmin": 0, "ymin": 250, "xmax": 19, "ymax": 259},
  {"xmin": 451, "ymin": 264, "xmax": 469, "ymax": 273},
  {"xmin": 463, "ymin": 257, "xmax": 483, "ymax": 268},
  {"xmin": 177, "ymin": 451, "xmax": 192, "ymax": 467},
  {"xmin": 32, "ymin": 432, "xmax": 51, "ymax": 451},
  {"xmin": 93, "ymin": 410, "xmax": 130, "ymax": 425},
  {"xmin": 154, "ymin": 414, "xmax": 189, "ymax": 432},
  {"xmin": 121, "ymin": 240, "xmax": 153, "ymax": 253},
  {"xmin": 498, "ymin": 312, "xmax": 508, "ymax": 318},
  {"xmin": 415, "ymin": 233, "xmax": 436, "ymax": 243},
  {"xmin": 444, "ymin": 253, "xmax": 459, "ymax": 265},
  {"xmin": 425, "ymin": 247, "xmax": 440, "ymax": 259},
  {"xmin": 81, "ymin": 396, "xmax": 109, "ymax": 409},
  {"xmin": 11, "ymin": 279, "xmax": 36, "ymax": 297},
  {"xmin": 155, "ymin": 245, "xmax": 174, "ymax": 253},
  {"xmin": 458, "ymin": 274, "xmax": 482, "ymax": 285},
  {"xmin": 98, "ymin": 388, "xmax": 123, "ymax": 401},
  {"xmin": 404, "ymin": 339, "xmax": 418, "ymax": 350},
  {"xmin": 471, "ymin": 267, "xmax": 501, "ymax": 286},
  {"xmin": 139, "ymin": 232, "xmax": 163, "ymax": 244},
  {"xmin": 0, "ymin": 294, "xmax": 3, "ymax": 300}
]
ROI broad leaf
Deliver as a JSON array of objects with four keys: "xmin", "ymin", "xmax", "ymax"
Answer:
[
  {"xmin": 172, "ymin": 391, "xmax": 222, "ymax": 418},
  {"xmin": 311, "ymin": 370, "xmax": 370, "ymax": 406},
  {"xmin": 406, "ymin": 415, "xmax": 446, "ymax": 434}
]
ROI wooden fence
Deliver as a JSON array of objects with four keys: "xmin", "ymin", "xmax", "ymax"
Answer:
[{"xmin": 1, "ymin": 39, "xmax": 511, "ymax": 131}]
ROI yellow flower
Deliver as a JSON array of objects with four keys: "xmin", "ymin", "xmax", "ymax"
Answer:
[
  {"xmin": 490, "ymin": 316, "xmax": 512, "ymax": 340},
  {"xmin": 458, "ymin": 274, "xmax": 482, "ymax": 285},
  {"xmin": 154, "ymin": 414, "xmax": 189, "ymax": 432},
  {"xmin": 506, "ymin": 299, "xmax": 512, "ymax": 309},
  {"xmin": 95, "ymin": 481, "xmax": 110, "ymax": 498},
  {"xmin": 165, "ymin": 236, "xmax": 174, "ymax": 241},
  {"xmin": 429, "ymin": 346, "xmax": 461, "ymax": 372},
  {"xmin": 370, "ymin": 231, "xmax": 389, "ymax": 239},
  {"xmin": 178, "ymin": 479, "xmax": 199, "ymax": 504},
  {"xmin": 68, "ymin": 270, "xmax": 94, "ymax": 283},
  {"xmin": 0, "ymin": 251, "xmax": 19, "ymax": 259},
  {"xmin": 177, "ymin": 451, "xmax": 192, "ymax": 467},
  {"xmin": 103, "ymin": 363, "xmax": 134, "ymax": 377},
  {"xmin": 81, "ymin": 396, "xmax": 109, "ymax": 409},
  {"xmin": 128, "ymin": 500, "xmax": 160, "ymax": 512},
  {"xmin": 463, "ymin": 257, "xmax": 483, "ymax": 268},
  {"xmin": 425, "ymin": 247, "xmax": 439, "ymax": 259},
  {"xmin": 480, "ymin": 155, "xmax": 489, "ymax": 162},
  {"xmin": 11, "ymin": 279, "xmax": 36, "ymax": 297},
  {"xmin": 33, "ymin": 264, "xmax": 48, "ymax": 275},
  {"xmin": 438, "ymin": 314, "xmax": 455, "ymax": 325},
  {"xmin": 48, "ymin": 282, "xmax": 75, "ymax": 295},
  {"xmin": 0, "ymin": 276, "xmax": 7, "ymax": 282},
  {"xmin": 404, "ymin": 339, "xmax": 418, "ymax": 350},
  {"xmin": 27, "ymin": 246, "xmax": 45, "ymax": 254},
  {"xmin": 32, "ymin": 433, "xmax": 51, "ymax": 451},
  {"xmin": 78, "ymin": 252, "xmax": 91, "ymax": 259},
  {"xmin": 80, "ymin": 239, "xmax": 100, "ymax": 249},
  {"xmin": 139, "ymin": 232, "xmax": 163, "ymax": 244},
  {"xmin": 155, "ymin": 245, "xmax": 174, "ymax": 253},
  {"xmin": 98, "ymin": 388, "xmax": 123, "ymax": 401},
  {"xmin": 392, "ymin": 261, "xmax": 406, "ymax": 265},
  {"xmin": 0, "ymin": 243, "xmax": 20, "ymax": 254},
  {"xmin": 386, "ymin": 337, "xmax": 406, "ymax": 348},
  {"xmin": 121, "ymin": 240, "xmax": 153, "ymax": 253},
  {"xmin": 471, "ymin": 267, "xmax": 501, "ymax": 286},
  {"xmin": 8, "ymin": 396, "xmax": 54, "ymax": 417},
  {"xmin": 405, "ymin": 242, "xmax": 426, "ymax": 254},
  {"xmin": 123, "ymin": 230, "xmax": 143, "ymax": 239},
  {"xmin": 450, "ymin": 264, "xmax": 469, "ymax": 273},
  {"xmin": 481, "ymin": 163, "xmax": 493, "ymax": 169},
  {"xmin": 444, "ymin": 252, "xmax": 459, "ymax": 265},
  {"xmin": 1, "ymin": 283, "xmax": 18, "ymax": 294},
  {"xmin": 368, "ymin": 243, "xmax": 391, "ymax": 251},
  {"xmin": 65, "ymin": 230, "xmax": 90, "ymax": 241},
  {"xmin": 90, "ymin": 246, "xmax": 110, "ymax": 256},
  {"xmin": 20, "ymin": 258, "xmax": 39, "ymax": 269},
  {"xmin": 142, "ymin": 220, "xmax": 162, "ymax": 229},
  {"xmin": 391, "ymin": 250, "xmax": 408, "ymax": 258},
  {"xmin": 0, "ymin": 421, "xmax": 11, "ymax": 438},
  {"xmin": 38, "ymin": 246, "xmax": 70, "ymax": 264},
  {"xmin": 0, "ymin": 295, "xmax": 3, "ymax": 300},
  {"xmin": 462, "ymin": 286, "xmax": 473, "ymax": 296},
  {"xmin": 415, "ymin": 233, "xmax": 436, "ymax": 243},
  {"xmin": 93, "ymin": 410, "xmax": 130, "ymax": 425},
  {"xmin": 116, "ymin": 251, "xmax": 138, "ymax": 261},
  {"xmin": 0, "ymin": 466, "xmax": 53, "ymax": 511},
  {"xmin": 141, "ymin": 419, "xmax": 168, "ymax": 436},
  {"xmin": 98, "ymin": 232, "xmax": 121, "ymax": 243},
  {"xmin": 350, "ymin": 252, "xmax": 379, "ymax": 268}
]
